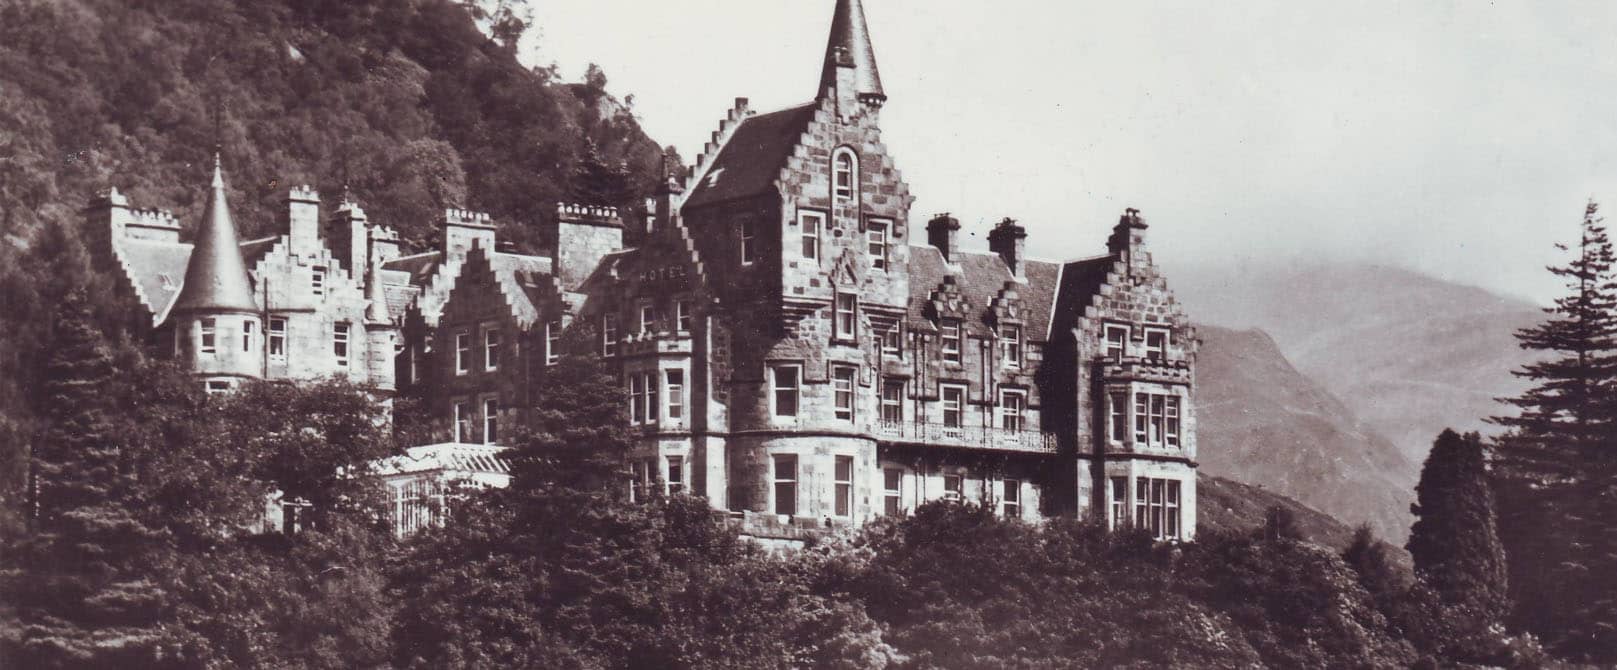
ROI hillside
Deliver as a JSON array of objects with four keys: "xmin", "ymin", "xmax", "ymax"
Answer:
[
  {"xmin": 0, "ymin": 0, "xmax": 665, "ymax": 256},
  {"xmin": 1195, "ymin": 325, "xmax": 1418, "ymax": 540},
  {"xmin": 1172, "ymin": 261, "xmax": 1540, "ymax": 469},
  {"xmin": 1197, "ymin": 474, "xmax": 1356, "ymax": 549}
]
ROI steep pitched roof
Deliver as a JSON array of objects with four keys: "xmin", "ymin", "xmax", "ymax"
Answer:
[
  {"xmin": 117, "ymin": 239, "xmax": 193, "ymax": 318},
  {"xmin": 818, "ymin": 0, "xmax": 885, "ymax": 101},
  {"xmin": 171, "ymin": 157, "xmax": 259, "ymax": 314},
  {"xmin": 1049, "ymin": 254, "xmax": 1116, "ymax": 338},
  {"xmin": 681, "ymin": 103, "xmax": 817, "ymax": 210},
  {"xmin": 387, "ymin": 249, "xmax": 555, "ymax": 328},
  {"xmin": 905, "ymin": 246, "xmax": 1088, "ymax": 341}
]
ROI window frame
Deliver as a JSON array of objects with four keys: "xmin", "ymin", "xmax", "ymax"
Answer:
[
  {"xmin": 883, "ymin": 468, "xmax": 903, "ymax": 516},
  {"xmin": 1104, "ymin": 324, "xmax": 1129, "ymax": 362},
  {"xmin": 545, "ymin": 319, "xmax": 561, "ymax": 366},
  {"xmin": 740, "ymin": 220, "xmax": 757, "ymax": 265},
  {"xmin": 1108, "ymin": 390, "xmax": 1128, "ymax": 443},
  {"xmin": 199, "ymin": 317, "xmax": 217, "ymax": 354},
  {"xmin": 1145, "ymin": 327, "xmax": 1170, "ymax": 362},
  {"xmin": 311, "ymin": 267, "xmax": 325, "ymax": 296},
  {"xmin": 333, "ymin": 322, "xmax": 351, "ymax": 367},
  {"xmin": 1110, "ymin": 476, "xmax": 1128, "ymax": 529},
  {"xmin": 629, "ymin": 374, "xmax": 645, "ymax": 424},
  {"xmin": 1003, "ymin": 478, "xmax": 1021, "ymax": 518},
  {"xmin": 999, "ymin": 388, "xmax": 1027, "ymax": 431},
  {"xmin": 1000, "ymin": 324, "xmax": 1022, "ymax": 369},
  {"xmin": 602, "ymin": 313, "xmax": 619, "ymax": 356},
  {"xmin": 453, "ymin": 400, "xmax": 471, "ymax": 443},
  {"xmin": 773, "ymin": 454, "xmax": 798, "ymax": 516},
  {"xmin": 667, "ymin": 456, "xmax": 685, "ymax": 495},
  {"xmin": 942, "ymin": 473, "xmax": 963, "ymax": 503},
  {"xmin": 482, "ymin": 397, "xmax": 499, "ymax": 444},
  {"xmin": 771, "ymin": 364, "xmax": 801, "ymax": 418},
  {"xmin": 676, "ymin": 299, "xmax": 693, "ymax": 333},
  {"xmin": 880, "ymin": 380, "xmax": 904, "ymax": 424},
  {"xmin": 881, "ymin": 325, "xmax": 902, "ymax": 357},
  {"xmin": 940, "ymin": 321, "xmax": 962, "ymax": 363},
  {"xmin": 834, "ymin": 455, "xmax": 854, "ymax": 517},
  {"xmin": 941, "ymin": 384, "xmax": 966, "ymax": 428},
  {"xmin": 834, "ymin": 293, "xmax": 858, "ymax": 342},
  {"xmin": 242, "ymin": 319, "xmax": 255, "ymax": 352},
  {"xmin": 832, "ymin": 365, "xmax": 857, "ymax": 422},
  {"xmin": 799, "ymin": 210, "xmax": 824, "ymax": 261},
  {"xmin": 666, "ymin": 369, "xmax": 685, "ymax": 422},
  {"xmin": 867, "ymin": 219, "xmax": 889, "ymax": 270},
  {"xmin": 484, "ymin": 328, "xmax": 500, "ymax": 371},
  {"xmin": 639, "ymin": 303, "xmax": 657, "ymax": 335},
  {"xmin": 454, "ymin": 331, "xmax": 470, "ymax": 375},
  {"xmin": 268, "ymin": 317, "xmax": 287, "ymax": 360},
  {"xmin": 832, "ymin": 147, "xmax": 858, "ymax": 202}
]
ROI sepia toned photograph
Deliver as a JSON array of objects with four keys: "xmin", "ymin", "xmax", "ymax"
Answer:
[{"xmin": 0, "ymin": 0, "xmax": 1609, "ymax": 667}]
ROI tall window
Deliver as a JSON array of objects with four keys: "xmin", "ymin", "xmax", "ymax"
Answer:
[
  {"xmin": 773, "ymin": 454, "xmax": 797, "ymax": 515},
  {"xmin": 999, "ymin": 389, "xmax": 1026, "ymax": 431},
  {"xmin": 1108, "ymin": 391, "xmax": 1128, "ymax": 442},
  {"xmin": 1110, "ymin": 477, "xmax": 1128, "ymax": 529},
  {"xmin": 629, "ymin": 459, "xmax": 652, "ymax": 502},
  {"xmin": 833, "ymin": 365, "xmax": 856, "ymax": 421},
  {"xmin": 834, "ymin": 293, "xmax": 857, "ymax": 340},
  {"xmin": 1134, "ymin": 392, "xmax": 1177, "ymax": 446},
  {"xmin": 455, "ymin": 331, "xmax": 470, "ymax": 374},
  {"xmin": 602, "ymin": 313, "xmax": 618, "ymax": 356},
  {"xmin": 740, "ymin": 220, "xmax": 756, "ymax": 265},
  {"xmin": 868, "ymin": 220, "xmax": 889, "ymax": 270},
  {"xmin": 832, "ymin": 148, "xmax": 857, "ymax": 202},
  {"xmin": 667, "ymin": 456, "xmax": 684, "ymax": 495},
  {"xmin": 942, "ymin": 474, "xmax": 963, "ymax": 503},
  {"xmin": 268, "ymin": 318, "xmax": 287, "ymax": 360},
  {"xmin": 800, "ymin": 211, "xmax": 823, "ymax": 260},
  {"xmin": 666, "ymin": 369, "xmax": 685, "ymax": 422},
  {"xmin": 1145, "ymin": 327, "xmax": 1169, "ymax": 362},
  {"xmin": 834, "ymin": 455, "xmax": 854, "ymax": 517},
  {"xmin": 881, "ymin": 380, "xmax": 904, "ymax": 423},
  {"xmin": 199, "ymin": 318, "xmax": 217, "ymax": 354},
  {"xmin": 941, "ymin": 322, "xmax": 961, "ymax": 363},
  {"xmin": 881, "ymin": 325, "xmax": 901, "ymax": 357},
  {"xmin": 771, "ymin": 365, "xmax": 800, "ymax": 417},
  {"xmin": 546, "ymin": 320, "xmax": 561, "ymax": 365},
  {"xmin": 639, "ymin": 304, "xmax": 657, "ymax": 334},
  {"xmin": 484, "ymin": 328, "xmax": 500, "ymax": 371},
  {"xmin": 883, "ymin": 468, "xmax": 903, "ymax": 516},
  {"xmin": 1000, "ymin": 325, "xmax": 1022, "ymax": 368},
  {"xmin": 333, "ymin": 323, "xmax": 350, "ymax": 366},
  {"xmin": 941, "ymin": 385, "xmax": 965, "ymax": 428},
  {"xmin": 482, "ymin": 398, "xmax": 498, "ymax": 444},
  {"xmin": 629, "ymin": 374, "xmax": 645, "ymax": 424},
  {"xmin": 1134, "ymin": 478, "xmax": 1181, "ymax": 540},
  {"xmin": 676, "ymin": 300, "xmax": 693, "ymax": 333},
  {"xmin": 311, "ymin": 267, "xmax": 325, "ymax": 295},
  {"xmin": 1104, "ymin": 324, "xmax": 1129, "ymax": 362},
  {"xmin": 242, "ymin": 319, "xmax": 255, "ymax": 352},
  {"xmin": 1003, "ymin": 479, "xmax": 1021, "ymax": 518},
  {"xmin": 453, "ymin": 401, "xmax": 471, "ymax": 442}
]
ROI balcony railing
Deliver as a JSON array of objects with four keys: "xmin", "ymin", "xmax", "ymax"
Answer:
[{"xmin": 874, "ymin": 420, "xmax": 1059, "ymax": 454}]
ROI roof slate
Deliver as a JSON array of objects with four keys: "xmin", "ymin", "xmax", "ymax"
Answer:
[
  {"xmin": 682, "ymin": 103, "xmax": 817, "ymax": 210},
  {"xmin": 118, "ymin": 239, "xmax": 193, "ymax": 317},
  {"xmin": 905, "ymin": 246, "xmax": 1107, "ymax": 341}
]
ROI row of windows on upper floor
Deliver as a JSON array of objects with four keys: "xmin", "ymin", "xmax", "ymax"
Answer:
[
  {"xmin": 187, "ymin": 317, "xmax": 358, "ymax": 368},
  {"xmin": 737, "ymin": 211, "xmax": 895, "ymax": 269},
  {"xmin": 1103, "ymin": 323, "xmax": 1175, "ymax": 363},
  {"xmin": 764, "ymin": 454, "xmax": 1031, "ymax": 520}
]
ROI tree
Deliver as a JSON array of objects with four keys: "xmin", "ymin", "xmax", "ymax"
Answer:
[
  {"xmin": 1491, "ymin": 201, "xmax": 1617, "ymax": 658},
  {"xmin": 4, "ymin": 290, "xmax": 176, "ymax": 668},
  {"xmin": 1407, "ymin": 430, "xmax": 1509, "ymax": 658}
]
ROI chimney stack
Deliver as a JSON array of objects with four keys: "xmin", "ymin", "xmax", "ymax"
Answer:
[
  {"xmin": 988, "ymin": 217, "xmax": 1028, "ymax": 279},
  {"xmin": 927, "ymin": 213, "xmax": 961, "ymax": 262},
  {"xmin": 1107, "ymin": 207, "xmax": 1149, "ymax": 258},
  {"xmin": 442, "ymin": 208, "xmax": 496, "ymax": 262},
  {"xmin": 286, "ymin": 185, "xmax": 321, "ymax": 256}
]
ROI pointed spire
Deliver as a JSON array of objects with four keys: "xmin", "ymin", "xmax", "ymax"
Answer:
[
  {"xmin": 365, "ymin": 257, "xmax": 391, "ymax": 324},
  {"xmin": 173, "ymin": 154, "xmax": 259, "ymax": 314},
  {"xmin": 817, "ymin": 0, "xmax": 885, "ymax": 103}
]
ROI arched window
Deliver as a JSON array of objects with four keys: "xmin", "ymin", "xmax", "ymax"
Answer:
[{"xmin": 833, "ymin": 148, "xmax": 858, "ymax": 202}]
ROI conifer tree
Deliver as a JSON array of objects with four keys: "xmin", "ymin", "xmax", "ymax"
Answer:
[
  {"xmin": 1407, "ymin": 430, "xmax": 1509, "ymax": 652},
  {"xmin": 7, "ymin": 289, "xmax": 175, "ymax": 668}
]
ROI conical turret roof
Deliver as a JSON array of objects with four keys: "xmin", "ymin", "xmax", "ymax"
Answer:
[
  {"xmin": 172, "ymin": 155, "xmax": 259, "ymax": 314},
  {"xmin": 817, "ymin": 0, "xmax": 885, "ymax": 101},
  {"xmin": 365, "ymin": 257, "xmax": 391, "ymax": 324}
]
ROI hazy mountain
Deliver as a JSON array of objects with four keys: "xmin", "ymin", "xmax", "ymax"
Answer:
[
  {"xmin": 1172, "ymin": 260, "xmax": 1541, "ymax": 469},
  {"xmin": 1195, "ymin": 325, "xmax": 1418, "ymax": 540}
]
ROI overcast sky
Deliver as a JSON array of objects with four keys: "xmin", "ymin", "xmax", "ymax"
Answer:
[{"xmin": 528, "ymin": 1, "xmax": 1617, "ymax": 305}]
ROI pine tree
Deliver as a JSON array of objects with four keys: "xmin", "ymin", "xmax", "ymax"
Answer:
[
  {"xmin": 1407, "ymin": 430, "xmax": 1509, "ymax": 656},
  {"xmin": 1491, "ymin": 200, "xmax": 1617, "ymax": 659},
  {"xmin": 569, "ymin": 139, "xmax": 634, "ymax": 208},
  {"xmin": 6, "ymin": 289, "xmax": 176, "ymax": 668}
]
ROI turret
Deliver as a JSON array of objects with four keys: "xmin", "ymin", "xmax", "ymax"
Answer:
[
  {"xmin": 817, "ymin": 0, "xmax": 886, "ymax": 116},
  {"xmin": 170, "ymin": 155, "xmax": 263, "ymax": 389},
  {"xmin": 364, "ymin": 258, "xmax": 397, "ymax": 393}
]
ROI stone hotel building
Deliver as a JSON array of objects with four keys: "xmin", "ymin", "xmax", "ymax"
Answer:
[{"xmin": 88, "ymin": 0, "xmax": 1199, "ymax": 542}]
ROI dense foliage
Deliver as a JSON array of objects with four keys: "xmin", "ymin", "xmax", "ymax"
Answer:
[
  {"xmin": 1407, "ymin": 429, "xmax": 1509, "ymax": 655},
  {"xmin": 1493, "ymin": 200, "xmax": 1617, "ymax": 661}
]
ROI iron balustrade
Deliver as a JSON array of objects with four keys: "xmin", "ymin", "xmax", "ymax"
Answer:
[{"xmin": 874, "ymin": 420, "xmax": 1058, "ymax": 454}]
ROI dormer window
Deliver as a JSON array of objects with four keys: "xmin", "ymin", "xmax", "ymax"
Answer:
[
  {"xmin": 800, "ymin": 211, "xmax": 824, "ymax": 261},
  {"xmin": 1000, "ymin": 325, "xmax": 1022, "ymax": 369},
  {"xmin": 835, "ymin": 293, "xmax": 858, "ymax": 341},
  {"xmin": 941, "ymin": 322, "xmax": 962, "ymax": 364},
  {"xmin": 833, "ymin": 148, "xmax": 858, "ymax": 202},
  {"xmin": 881, "ymin": 325, "xmax": 902, "ymax": 357}
]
